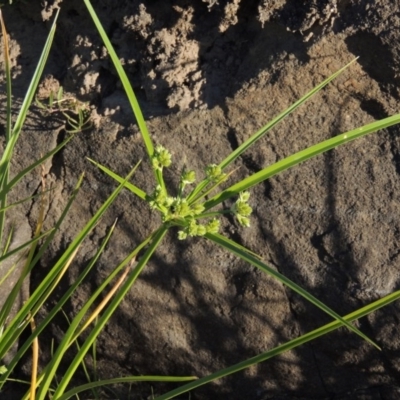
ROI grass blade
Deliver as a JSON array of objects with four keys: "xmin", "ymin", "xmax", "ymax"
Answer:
[
  {"xmin": 2, "ymin": 133, "xmax": 75, "ymax": 196},
  {"xmin": 0, "ymin": 10, "xmax": 12, "ymax": 143},
  {"xmin": 81, "ymin": 1, "xmax": 153, "ymax": 157},
  {"xmin": 57, "ymin": 375, "xmax": 198, "ymax": 400},
  {"xmin": 155, "ymin": 289, "xmax": 400, "ymax": 400},
  {"xmin": 0, "ymin": 164, "xmax": 140, "ymax": 361},
  {"xmin": 188, "ymin": 59, "xmax": 358, "ymax": 203},
  {"xmin": 82, "ymin": 0, "xmax": 168, "ymax": 191},
  {"xmin": 206, "ymin": 233, "xmax": 379, "ymax": 349},
  {"xmin": 0, "ymin": 9, "xmax": 59, "ymax": 249},
  {"xmin": 204, "ymin": 113, "xmax": 400, "ymax": 210},
  {"xmin": 45, "ymin": 225, "xmax": 168, "ymax": 399},
  {"xmin": 220, "ymin": 59, "xmax": 358, "ymax": 170},
  {"xmin": 87, "ymin": 158, "xmax": 147, "ymax": 201}
]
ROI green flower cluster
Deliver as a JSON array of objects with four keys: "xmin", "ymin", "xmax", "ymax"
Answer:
[
  {"xmin": 231, "ymin": 191, "xmax": 252, "ymax": 227},
  {"xmin": 149, "ymin": 145, "xmax": 252, "ymax": 239},
  {"xmin": 151, "ymin": 145, "xmax": 172, "ymax": 171},
  {"xmin": 177, "ymin": 218, "xmax": 220, "ymax": 240},
  {"xmin": 205, "ymin": 164, "xmax": 227, "ymax": 183}
]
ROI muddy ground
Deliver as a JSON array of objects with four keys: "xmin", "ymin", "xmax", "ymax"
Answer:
[{"xmin": 1, "ymin": 0, "xmax": 400, "ymax": 399}]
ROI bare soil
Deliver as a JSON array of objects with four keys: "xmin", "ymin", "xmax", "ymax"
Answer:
[{"xmin": 1, "ymin": 1, "xmax": 400, "ymax": 399}]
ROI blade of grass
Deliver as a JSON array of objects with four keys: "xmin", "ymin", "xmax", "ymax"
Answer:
[
  {"xmin": 204, "ymin": 113, "xmax": 400, "ymax": 211},
  {"xmin": 0, "ymin": 163, "xmax": 139, "ymax": 361},
  {"xmin": 0, "ymin": 10, "xmax": 12, "ymax": 249},
  {"xmin": 0, "ymin": 170, "xmax": 48, "ymax": 329},
  {"xmin": 57, "ymin": 375, "xmax": 198, "ymax": 400},
  {"xmin": 4, "ymin": 220, "xmax": 139, "ymax": 393},
  {"xmin": 0, "ymin": 230, "xmax": 53, "ymax": 272},
  {"xmin": 0, "ymin": 10, "xmax": 12, "ymax": 143},
  {"xmin": 188, "ymin": 59, "xmax": 358, "ymax": 203},
  {"xmin": 29, "ymin": 315, "xmax": 38, "ymax": 400},
  {"xmin": 155, "ymin": 289, "xmax": 400, "ymax": 400},
  {"xmin": 0, "ymin": 9, "xmax": 59, "ymax": 248},
  {"xmin": 0, "ymin": 9, "xmax": 58, "ymax": 177},
  {"xmin": 81, "ymin": 0, "xmax": 168, "ymax": 191},
  {"xmin": 0, "ymin": 188, "xmax": 55, "ymax": 213},
  {"xmin": 82, "ymin": 0, "xmax": 152, "ymax": 155},
  {"xmin": 1, "ymin": 132, "xmax": 75, "ymax": 196},
  {"xmin": 206, "ymin": 232, "xmax": 379, "ymax": 349},
  {"xmin": 220, "ymin": 59, "xmax": 358, "ymax": 170},
  {"xmin": 87, "ymin": 158, "xmax": 147, "ymax": 201},
  {"xmin": 20, "ymin": 229, "xmax": 157, "ymax": 399},
  {"xmin": 39, "ymin": 225, "xmax": 168, "ymax": 400}
]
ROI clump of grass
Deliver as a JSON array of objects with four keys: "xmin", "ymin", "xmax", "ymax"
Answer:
[
  {"xmin": 35, "ymin": 86, "xmax": 92, "ymax": 133},
  {"xmin": 0, "ymin": 8, "xmax": 195, "ymax": 399}
]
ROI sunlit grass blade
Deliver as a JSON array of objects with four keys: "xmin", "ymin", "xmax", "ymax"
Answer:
[
  {"xmin": 206, "ymin": 232, "xmax": 379, "ymax": 349},
  {"xmin": 56, "ymin": 375, "xmax": 198, "ymax": 400},
  {"xmin": 87, "ymin": 158, "xmax": 147, "ymax": 201},
  {"xmin": 189, "ymin": 60, "xmax": 359, "ymax": 203},
  {"xmin": 41, "ymin": 225, "xmax": 168, "ymax": 400},
  {"xmin": 29, "ymin": 316, "xmax": 39, "ymax": 400},
  {"xmin": 0, "ymin": 230, "xmax": 52, "ymax": 270},
  {"xmin": 0, "ymin": 164, "xmax": 139, "ymax": 363},
  {"xmin": 82, "ymin": 0, "xmax": 152, "ymax": 153},
  {"xmin": 20, "ymin": 229, "xmax": 157, "ymax": 399},
  {"xmin": 4, "ymin": 220, "xmax": 125, "ymax": 394},
  {"xmin": 0, "ymin": 188, "xmax": 54, "ymax": 213},
  {"xmin": 0, "ymin": 10, "xmax": 12, "ymax": 251},
  {"xmin": 0, "ymin": 9, "xmax": 58, "ymax": 248},
  {"xmin": 82, "ymin": 1, "xmax": 155, "ymax": 159},
  {"xmin": 204, "ymin": 113, "xmax": 400, "ymax": 211},
  {"xmin": 0, "ymin": 173, "xmax": 82, "ymax": 359},
  {"xmin": 2, "ymin": 133, "xmax": 75, "ymax": 196},
  {"xmin": 220, "ymin": 59, "xmax": 358, "ymax": 170},
  {"xmin": 0, "ymin": 10, "xmax": 12, "ymax": 142},
  {"xmin": 155, "ymin": 289, "xmax": 400, "ymax": 400},
  {"xmin": 1, "ymin": 170, "xmax": 49, "ymax": 329}
]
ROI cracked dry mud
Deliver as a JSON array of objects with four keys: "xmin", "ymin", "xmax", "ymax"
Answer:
[{"xmin": 1, "ymin": 1, "xmax": 400, "ymax": 399}]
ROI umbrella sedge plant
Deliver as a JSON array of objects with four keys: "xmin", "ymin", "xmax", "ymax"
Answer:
[
  {"xmin": 1, "ymin": 1, "xmax": 399, "ymax": 399},
  {"xmin": 78, "ymin": 0, "xmax": 400, "ymax": 398},
  {"xmin": 0, "ymin": 8, "xmax": 195, "ymax": 399}
]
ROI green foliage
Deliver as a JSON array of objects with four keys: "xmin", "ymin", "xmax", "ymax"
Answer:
[
  {"xmin": 81, "ymin": 0, "xmax": 400, "ymax": 398},
  {"xmin": 1, "ymin": 1, "xmax": 400, "ymax": 399},
  {"xmin": 35, "ymin": 86, "xmax": 92, "ymax": 133}
]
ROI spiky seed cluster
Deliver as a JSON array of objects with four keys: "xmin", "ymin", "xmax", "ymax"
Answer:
[
  {"xmin": 205, "ymin": 164, "xmax": 227, "ymax": 183},
  {"xmin": 181, "ymin": 170, "xmax": 196, "ymax": 187},
  {"xmin": 177, "ymin": 218, "xmax": 220, "ymax": 240},
  {"xmin": 231, "ymin": 191, "xmax": 253, "ymax": 227},
  {"xmin": 152, "ymin": 145, "xmax": 172, "ymax": 171},
  {"xmin": 148, "ymin": 145, "xmax": 252, "ymax": 239}
]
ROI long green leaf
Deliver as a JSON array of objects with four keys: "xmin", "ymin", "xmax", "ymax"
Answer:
[
  {"xmin": 0, "ymin": 164, "xmax": 139, "ymax": 362},
  {"xmin": 204, "ymin": 113, "xmax": 400, "ymax": 210},
  {"xmin": 83, "ymin": 0, "xmax": 168, "ymax": 191},
  {"xmin": 0, "ymin": 10, "xmax": 12, "ymax": 143},
  {"xmin": 42, "ymin": 225, "xmax": 168, "ymax": 399},
  {"xmin": 187, "ymin": 59, "xmax": 358, "ymax": 203},
  {"xmin": 206, "ymin": 233, "xmax": 379, "ymax": 349},
  {"xmin": 81, "ymin": 1, "xmax": 153, "ymax": 157},
  {"xmin": 0, "ymin": 10, "xmax": 12, "ymax": 249},
  {"xmin": 87, "ymin": 158, "xmax": 147, "ymax": 200},
  {"xmin": 3, "ymin": 218, "xmax": 117, "ymax": 391},
  {"xmin": 57, "ymin": 375, "xmax": 197, "ymax": 400},
  {"xmin": 155, "ymin": 289, "xmax": 400, "ymax": 400},
  {"xmin": 0, "ymin": 9, "xmax": 58, "ymax": 248},
  {"xmin": 220, "ymin": 59, "xmax": 358, "ymax": 170},
  {"xmin": 1, "ymin": 133, "xmax": 75, "ymax": 196},
  {"xmin": 0, "ymin": 229, "xmax": 52, "ymax": 269}
]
